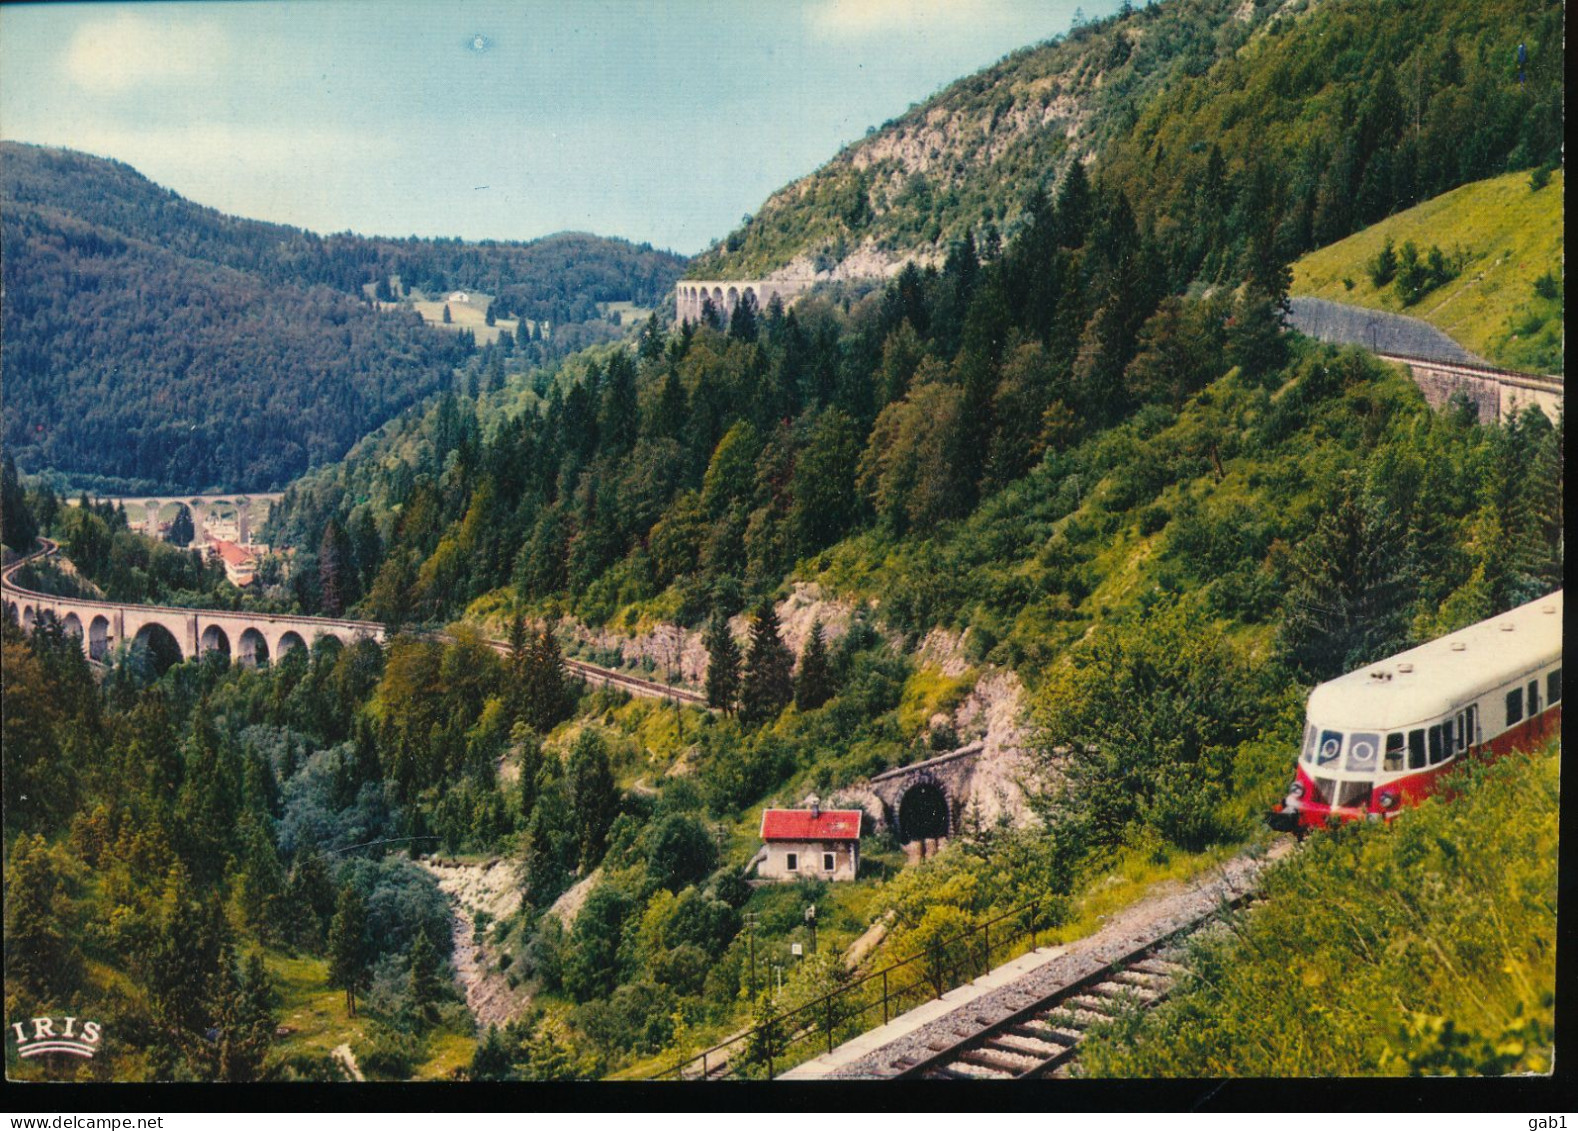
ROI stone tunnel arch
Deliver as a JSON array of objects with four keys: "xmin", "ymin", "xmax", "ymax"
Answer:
[
  {"xmin": 277, "ymin": 630, "xmax": 309, "ymax": 658},
  {"xmin": 238, "ymin": 627, "xmax": 270, "ymax": 668},
  {"xmin": 897, "ymin": 779, "xmax": 950, "ymax": 843},
  {"xmin": 89, "ymin": 615, "xmax": 111, "ymax": 661},
  {"xmin": 200, "ymin": 624, "xmax": 231, "ymax": 659},
  {"xmin": 726, "ymin": 285, "xmax": 738, "ymax": 310},
  {"xmin": 62, "ymin": 612, "xmax": 83, "ymax": 639},
  {"xmin": 132, "ymin": 622, "xmax": 184, "ymax": 676}
]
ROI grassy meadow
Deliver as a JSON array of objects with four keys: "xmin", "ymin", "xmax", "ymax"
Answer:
[{"xmin": 1291, "ymin": 170, "xmax": 1564, "ymax": 373}]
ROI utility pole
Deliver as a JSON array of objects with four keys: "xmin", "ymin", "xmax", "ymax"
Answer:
[
  {"xmin": 805, "ymin": 904, "xmax": 818, "ymax": 955},
  {"xmin": 745, "ymin": 912, "xmax": 759, "ymax": 998}
]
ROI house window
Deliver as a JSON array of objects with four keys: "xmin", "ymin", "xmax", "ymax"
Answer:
[
  {"xmin": 786, "ymin": 852, "xmax": 798, "ymax": 872},
  {"xmin": 823, "ymin": 853, "xmax": 836, "ymax": 872}
]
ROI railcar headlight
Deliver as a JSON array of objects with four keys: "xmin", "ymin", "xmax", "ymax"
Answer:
[
  {"xmin": 1287, "ymin": 781, "xmax": 1305, "ymax": 800},
  {"xmin": 1378, "ymin": 790, "xmax": 1399, "ymax": 810}
]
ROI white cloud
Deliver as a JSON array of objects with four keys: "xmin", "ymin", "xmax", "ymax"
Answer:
[
  {"xmin": 62, "ymin": 11, "xmax": 232, "ymax": 93},
  {"xmin": 806, "ymin": 0, "xmax": 1027, "ymax": 38}
]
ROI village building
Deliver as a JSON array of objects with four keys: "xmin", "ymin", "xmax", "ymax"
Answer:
[
  {"xmin": 756, "ymin": 797, "xmax": 862, "ymax": 882},
  {"xmin": 209, "ymin": 539, "xmax": 257, "ymax": 587}
]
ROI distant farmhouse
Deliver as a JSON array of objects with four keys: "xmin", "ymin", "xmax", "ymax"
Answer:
[{"xmin": 756, "ymin": 797, "xmax": 862, "ymax": 882}]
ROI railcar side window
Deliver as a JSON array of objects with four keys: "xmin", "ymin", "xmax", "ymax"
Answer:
[
  {"xmin": 1384, "ymin": 733, "xmax": 1405, "ymax": 772},
  {"xmin": 1427, "ymin": 724, "xmax": 1445, "ymax": 765},
  {"xmin": 1316, "ymin": 730, "xmax": 1343, "ymax": 765},
  {"xmin": 1549, "ymin": 669, "xmax": 1562, "ymax": 705},
  {"xmin": 1302, "ymin": 724, "xmax": 1318, "ymax": 764},
  {"xmin": 1527, "ymin": 680, "xmax": 1540, "ymax": 715},
  {"xmin": 1408, "ymin": 729, "xmax": 1427, "ymax": 770},
  {"xmin": 1346, "ymin": 732, "xmax": 1380, "ymax": 773},
  {"xmin": 1506, "ymin": 687, "xmax": 1524, "ymax": 727},
  {"xmin": 1464, "ymin": 705, "xmax": 1478, "ymax": 747}
]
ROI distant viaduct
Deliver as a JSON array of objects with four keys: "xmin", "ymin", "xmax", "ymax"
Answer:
[
  {"xmin": 4, "ymin": 542, "xmax": 382, "ymax": 666},
  {"xmin": 674, "ymin": 279, "xmax": 815, "ymax": 325}
]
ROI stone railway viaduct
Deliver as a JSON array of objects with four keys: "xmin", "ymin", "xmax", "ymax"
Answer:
[
  {"xmin": 674, "ymin": 278, "xmax": 816, "ymax": 325},
  {"xmin": 1374, "ymin": 352, "xmax": 1563, "ymax": 423},
  {"xmin": 4, "ymin": 541, "xmax": 384, "ymax": 666}
]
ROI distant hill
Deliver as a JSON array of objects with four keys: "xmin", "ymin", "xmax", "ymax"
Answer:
[
  {"xmin": 0, "ymin": 144, "xmax": 687, "ymax": 492},
  {"xmin": 690, "ymin": 0, "xmax": 1562, "ymax": 288},
  {"xmin": 1290, "ymin": 169, "xmax": 1563, "ymax": 373}
]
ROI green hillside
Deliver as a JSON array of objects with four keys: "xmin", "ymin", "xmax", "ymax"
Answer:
[
  {"xmin": 692, "ymin": 0, "xmax": 1562, "ymax": 287},
  {"xmin": 1291, "ymin": 169, "xmax": 1564, "ymax": 373}
]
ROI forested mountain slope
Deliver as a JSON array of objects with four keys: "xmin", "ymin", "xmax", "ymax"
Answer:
[
  {"xmin": 690, "ymin": 0, "xmax": 1562, "ymax": 287},
  {"xmin": 0, "ymin": 144, "xmax": 685, "ymax": 494}
]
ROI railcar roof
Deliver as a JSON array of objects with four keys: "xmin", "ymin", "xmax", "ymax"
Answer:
[{"xmin": 1307, "ymin": 590, "xmax": 1563, "ymax": 731}]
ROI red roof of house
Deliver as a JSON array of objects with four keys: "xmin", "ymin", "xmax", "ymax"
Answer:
[
  {"xmin": 211, "ymin": 539, "xmax": 254, "ymax": 567},
  {"xmin": 759, "ymin": 808, "xmax": 863, "ymax": 841}
]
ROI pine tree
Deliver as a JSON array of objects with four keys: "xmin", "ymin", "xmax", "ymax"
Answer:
[
  {"xmin": 740, "ymin": 598, "xmax": 793, "ymax": 726},
  {"xmin": 407, "ymin": 926, "xmax": 442, "ymax": 1029},
  {"xmin": 318, "ymin": 518, "xmax": 353, "ymax": 616},
  {"xmin": 729, "ymin": 290, "xmax": 759, "ymax": 341},
  {"xmin": 794, "ymin": 618, "xmax": 833, "ymax": 711},
  {"xmin": 211, "ymin": 947, "xmax": 278, "ymax": 1082},
  {"xmin": 703, "ymin": 611, "xmax": 741, "ymax": 714},
  {"xmin": 1, "ymin": 453, "xmax": 37, "ymax": 553},
  {"xmin": 506, "ymin": 613, "xmax": 530, "ymax": 725},
  {"xmin": 599, "ymin": 350, "xmax": 640, "ymax": 455},
  {"xmin": 166, "ymin": 504, "xmax": 195, "ymax": 547},
  {"xmin": 638, "ymin": 313, "xmax": 665, "ymax": 362},
  {"xmin": 472, "ymin": 1024, "xmax": 514, "ymax": 1080},
  {"xmin": 327, "ymin": 884, "xmax": 370, "ymax": 1016},
  {"xmin": 523, "ymin": 628, "xmax": 571, "ymax": 734},
  {"xmin": 3, "ymin": 834, "xmax": 73, "ymax": 996},
  {"xmin": 442, "ymin": 303, "xmax": 453, "ymax": 324},
  {"xmin": 566, "ymin": 729, "xmax": 618, "ymax": 871}
]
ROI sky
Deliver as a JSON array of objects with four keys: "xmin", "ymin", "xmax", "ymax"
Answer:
[{"xmin": 0, "ymin": 0, "xmax": 1120, "ymax": 254}]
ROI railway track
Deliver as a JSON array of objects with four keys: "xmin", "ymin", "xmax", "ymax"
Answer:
[
  {"xmin": 888, "ymin": 896, "xmax": 1248, "ymax": 1081},
  {"xmin": 562, "ymin": 656, "xmax": 707, "ymax": 706}
]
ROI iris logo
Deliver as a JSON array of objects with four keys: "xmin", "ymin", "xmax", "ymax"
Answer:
[{"xmin": 9, "ymin": 1016, "xmax": 103, "ymax": 1059}]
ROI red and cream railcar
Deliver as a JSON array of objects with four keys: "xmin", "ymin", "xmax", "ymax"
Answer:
[{"xmin": 1269, "ymin": 590, "xmax": 1562, "ymax": 832}]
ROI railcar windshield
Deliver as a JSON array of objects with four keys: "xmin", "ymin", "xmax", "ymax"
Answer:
[
  {"xmin": 1345, "ymin": 732, "xmax": 1380, "ymax": 773},
  {"xmin": 1315, "ymin": 729, "xmax": 1343, "ymax": 767}
]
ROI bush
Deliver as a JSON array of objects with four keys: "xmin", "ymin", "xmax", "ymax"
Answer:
[{"xmin": 353, "ymin": 1022, "xmax": 423, "ymax": 1080}]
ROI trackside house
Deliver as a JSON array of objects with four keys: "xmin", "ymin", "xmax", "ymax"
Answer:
[{"xmin": 757, "ymin": 798, "xmax": 861, "ymax": 882}]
